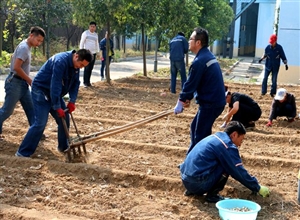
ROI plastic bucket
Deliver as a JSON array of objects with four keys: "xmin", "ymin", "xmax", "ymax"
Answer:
[{"xmin": 216, "ymin": 199, "xmax": 261, "ymax": 220}]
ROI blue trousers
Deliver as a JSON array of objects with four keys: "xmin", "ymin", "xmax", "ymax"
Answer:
[
  {"xmin": 186, "ymin": 105, "xmax": 224, "ymax": 154},
  {"xmin": 261, "ymin": 67, "xmax": 279, "ymax": 95},
  {"xmin": 0, "ymin": 74, "xmax": 34, "ymax": 134},
  {"xmin": 170, "ymin": 60, "xmax": 187, "ymax": 93},
  {"xmin": 16, "ymin": 86, "xmax": 70, "ymax": 157},
  {"xmin": 100, "ymin": 56, "xmax": 112, "ymax": 78}
]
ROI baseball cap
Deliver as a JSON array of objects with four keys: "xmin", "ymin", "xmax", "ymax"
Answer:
[
  {"xmin": 269, "ymin": 34, "xmax": 277, "ymax": 44},
  {"xmin": 274, "ymin": 88, "xmax": 286, "ymax": 100}
]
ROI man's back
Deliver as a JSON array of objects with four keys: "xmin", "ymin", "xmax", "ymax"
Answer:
[{"xmin": 169, "ymin": 35, "xmax": 188, "ymax": 61}]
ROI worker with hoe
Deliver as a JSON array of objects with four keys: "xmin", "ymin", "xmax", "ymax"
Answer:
[
  {"xmin": 179, "ymin": 121, "xmax": 270, "ymax": 203},
  {"xmin": 15, "ymin": 49, "xmax": 93, "ymax": 157}
]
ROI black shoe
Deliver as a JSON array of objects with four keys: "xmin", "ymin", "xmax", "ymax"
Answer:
[
  {"xmin": 205, "ymin": 194, "xmax": 224, "ymax": 203},
  {"xmin": 41, "ymin": 134, "xmax": 47, "ymax": 140},
  {"xmin": 270, "ymin": 93, "xmax": 275, "ymax": 97},
  {"xmin": 184, "ymin": 190, "xmax": 194, "ymax": 196},
  {"xmin": 261, "ymin": 93, "xmax": 266, "ymax": 96}
]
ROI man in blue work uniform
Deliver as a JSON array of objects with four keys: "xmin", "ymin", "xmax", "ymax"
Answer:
[
  {"xmin": 169, "ymin": 32, "xmax": 189, "ymax": 94},
  {"xmin": 100, "ymin": 31, "xmax": 114, "ymax": 81},
  {"xmin": 15, "ymin": 49, "xmax": 93, "ymax": 157},
  {"xmin": 174, "ymin": 27, "xmax": 226, "ymax": 154},
  {"xmin": 259, "ymin": 34, "xmax": 288, "ymax": 97},
  {"xmin": 180, "ymin": 121, "xmax": 270, "ymax": 203}
]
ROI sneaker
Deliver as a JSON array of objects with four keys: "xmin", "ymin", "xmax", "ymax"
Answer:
[
  {"xmin": 184, "ymin": 190, "xmax": 194, "ymax": 196},
  {"xmin": 270, "ymin": 93, "xmax": 275, "ymax": 98},
  {"xmin": 15, "ymin": 151, "xmax": 26, "ymax": 157},
  {"xmin": 57, "ymin": 146, "xmax": 70, "ymax": 154},
  {"xmin": 0, "ymin": 134, "xmax": 4, "ymax": 141},
  {"xmin": 261, "ymin": 93, "xmax": 266, "ymax": 96},
  {"xmin": 101, "ymin": 77, "xmax": 105, "ymax": 81},
  {"xmin": 83, "ymin": 83, "xmax": 88, "ymax": 88},
  {"xmin": 205, "ymin": 194, "xmax": 224, "ymax": 203},
  {"xmin": 287, "ymin": 117, "xmax": 295, "ymax": 122}
]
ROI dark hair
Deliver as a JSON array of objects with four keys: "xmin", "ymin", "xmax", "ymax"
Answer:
[
  {"xmin": 194, "ymin": 27, "xmax": 209, "ymax": 47},
  {"xmin": 224, "ymin": 85, "xmax": 228, "ymax": 92},
  {"xmin": 89, "ymin": 21, "xmax": 96, "ymax": 26},
  {"xmin": 76, "ymin": 49, "xmax": 93, "ymax": 63},
  {"xmin": 225, "ymin": 85, "xmax": 231, "ymax": 96},
  {"xmin": 178, "ymin": 32, "xmax": 185, "ymax": 37},
  {"xmin": 224, "ymin": 121, "xmax": 246, "ymax": 136},
  {"xmin": 30, "ymin": 26, "xmax": 45, "ymax": 38}
]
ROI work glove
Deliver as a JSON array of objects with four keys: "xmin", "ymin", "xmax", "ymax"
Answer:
[
  {"xmin": 285, "ymin": 64, "xmax": 288, "ymax": 70},
  {"xmin": 57, "ymin": 108, "xmax": 65, "ymax": 118},
  {"xmin": 258, "ymin": 185, "xmax": 270, "ymax": 197},
  {"xmin": 174, "ymin": 100, "xmax": 184, "ymax": 114},
  {"xmin": 220, "ymin": 122, "xmax": 227, "ymax": 129},
  {"xmin": 258, "ymin": 58, "xmax": 263, "ymax": 63},
  {"xmin": 266, "ymin": 120, "xmax": 272, "ymax": 127},
  {"xmin": 67, "ymin": 102, "xmax": 75, "ymax": 113}
]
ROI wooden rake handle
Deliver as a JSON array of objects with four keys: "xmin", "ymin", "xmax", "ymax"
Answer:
[{"xmin": 69, "ymin": 109, "xmax": 173, "ymax": 147}]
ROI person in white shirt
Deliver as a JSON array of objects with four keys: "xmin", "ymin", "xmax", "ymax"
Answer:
[{"xmin": 79, "ymin": 21, "xmax": 99, "ymax": 87}]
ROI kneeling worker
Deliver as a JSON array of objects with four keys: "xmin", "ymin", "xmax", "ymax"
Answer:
[
  {"xmin": 221, "ymin": 87, "xmax": 261, "ymax": 128},
  {"xmin": 179, "ymin": 121, "xmax": 270, "ymax": 203},
  {"xmin": 266, "ymin": 88, "xmax": 297, "ymax": 126}
]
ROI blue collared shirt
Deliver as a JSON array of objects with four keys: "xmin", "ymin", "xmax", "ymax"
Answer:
[
  {"xmin": 264, "ymin": 43, "xmax": 287, "ymax": 71},
  {"xmin": 180, "ymin": 132, "xmax": 261, "ymax": 192},
  {"xmin": 32, "ymin": 50, "xmax": 80, "ymax": 110},
  {"xmin": 179, "ymin": 47, "xmax": 225, "ymax": 108}
]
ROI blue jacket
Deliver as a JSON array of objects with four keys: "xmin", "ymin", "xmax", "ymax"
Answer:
[
  {"xmin": 100, "ymin": 38, "xmax": 114, "ymax": 59},
  {"xmin": 169, "ymin": 34, "xmax": 188, "ymax": 61},
  {"xmin": 264, "ymin": 43, "xmax": 287, "ymax": 71},
  {"xmin": 179, "ymin": 47, "xmax": 225, "ymax": 108},
  {"xmin": 32, "ymin": 50, "xmax": 80, "ymax": 110},
  {"xmin": 180, "ymin": 132, "xmax": 261, "ymax": 192}
]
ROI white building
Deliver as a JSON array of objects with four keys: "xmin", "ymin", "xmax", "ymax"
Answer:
[{"xmin": 214, "ymin": 0, "xmax": 300, "ymax": 84}]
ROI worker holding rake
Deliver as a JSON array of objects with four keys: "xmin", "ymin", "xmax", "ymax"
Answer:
[{"xmin": 15, "ymin": 49, "xmax": 93, "ymax": 157}]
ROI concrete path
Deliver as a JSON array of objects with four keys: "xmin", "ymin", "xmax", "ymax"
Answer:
[
  {"xmin": 0, "ymin": 56, "xmax": 170, "ymax": 102},
  {"xmin": 223, "ymin": 57, "xmax": 264, "ymax": 84}
]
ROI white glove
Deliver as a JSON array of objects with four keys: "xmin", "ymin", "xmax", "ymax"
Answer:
[
  {"xmin": 174, "ymin": 100, "xmax": 184, "ymax": 114},
  {"xmin": 220, "ymin": 122, "xmax": 227, "ymax": 128}
]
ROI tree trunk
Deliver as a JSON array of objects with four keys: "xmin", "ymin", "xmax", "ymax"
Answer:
[
  {"xmin": 141, "ymin": 24, "xmax": 147, "ymax": 76},
  {"xmin": 106, "ymin": 21, "xmax": 111, "ymax": 84}
]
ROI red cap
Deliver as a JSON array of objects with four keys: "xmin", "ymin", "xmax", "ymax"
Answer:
[{"xmin": 269, "ymin": 34, "xmax": 277, "ymax": 44}]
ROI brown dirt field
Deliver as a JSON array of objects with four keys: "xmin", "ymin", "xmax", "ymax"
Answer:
[{"xmin": 1, "ymin": 76, "xmax": 300, "ymax": 219}]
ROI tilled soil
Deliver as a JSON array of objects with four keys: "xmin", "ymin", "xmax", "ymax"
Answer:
[{"xmin": 1, "ymin": 76, "xmax": 300, "ymax": 219}]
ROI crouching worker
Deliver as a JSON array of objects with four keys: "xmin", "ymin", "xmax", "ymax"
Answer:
[
  {"xmin": 179, "ymin": 121, "xmax": 270, "ymax": 203},
  {"xmin": 266, "ymin": 88, "xmax": 297, "ymax": 127},
  {"xmin": 15, "ymin": 49, "xmax": 92, "ymax": 157},
  {"xmin": 221, "ymin": 86, "xmax": 261, "ymax": 129}
]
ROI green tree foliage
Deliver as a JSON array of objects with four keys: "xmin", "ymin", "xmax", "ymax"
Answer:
[{"xmin": 195, "ymin": 0, "xmax": 234, "ymax": 44}]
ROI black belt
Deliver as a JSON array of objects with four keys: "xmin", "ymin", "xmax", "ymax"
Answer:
[
  {"xmin": 10, "ymin": 73, "xmax": 24, "ymax": 80},
  {"xmin": 13, "ymin": 75, "xmax": 23, "ymax": 80}
]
